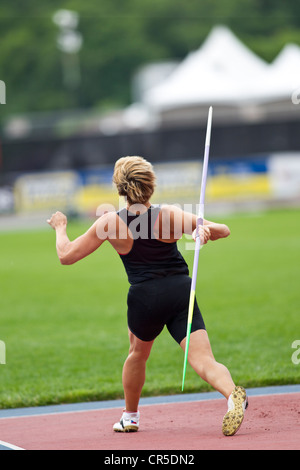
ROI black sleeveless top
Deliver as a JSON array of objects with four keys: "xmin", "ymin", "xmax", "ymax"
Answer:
[{"xmin": 117, "ymin": 205, "xmax": 189, "ymax": 285}]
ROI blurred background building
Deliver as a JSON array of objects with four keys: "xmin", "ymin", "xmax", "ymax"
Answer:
[{"xmin": 0, "ymin": 2, "xmax": 300, "ymax": 220}]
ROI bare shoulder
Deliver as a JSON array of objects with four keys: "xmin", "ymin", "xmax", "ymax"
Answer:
[
  {"xmin": 159, "ymin": 204, "xmax": 183, "ymax": 217},
  {"xmin": 94, "ymin": 210, "xmax": 117, "ymax": 226},
  {"xmin": 155, "ymin": 204, "xmax": 187, "ymax": 241},
  {"xmin": 94, "ymin": 211, "xmax": 119, "ymax": 240},
  {"xmin": 159, "ymin": 204, "xmax": 193, "ymax": 223},
  {"xmin": 158, "ymin": 204, "xmax": 196, "ymax": 237}
]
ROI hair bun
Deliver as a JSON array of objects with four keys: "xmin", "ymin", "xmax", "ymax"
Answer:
[{"xmin": 113, "ymin": 156, "xmax": 156, "ymax": 205}]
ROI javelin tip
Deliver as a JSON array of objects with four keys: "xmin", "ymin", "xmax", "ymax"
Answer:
[{"xmin": 205, "ymin": 107, "xmax": 213, "ymax": 147}]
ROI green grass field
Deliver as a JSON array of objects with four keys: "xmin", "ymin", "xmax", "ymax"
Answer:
[{"xmin": 0, "ymin": 208, "xmax": 299, "ymax": 409}]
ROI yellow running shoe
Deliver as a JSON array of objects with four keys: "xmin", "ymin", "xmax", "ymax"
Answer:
[{"xmin": 222, "ymin": 386, "xmax": 248, "ymax": 436}]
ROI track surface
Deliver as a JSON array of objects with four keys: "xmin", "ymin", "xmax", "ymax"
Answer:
[{"xmin": 0, "ymin": 385, "xmax": 299, "ymax": 450}]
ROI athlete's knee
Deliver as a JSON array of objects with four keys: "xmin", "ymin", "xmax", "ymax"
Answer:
[
  {"xmin": 127, "ymin": 330, "xmax": 154, "ymax": 361},
  {"xmin": 128, "ymin": 342, "xmax": 152, "ymax": 362}
]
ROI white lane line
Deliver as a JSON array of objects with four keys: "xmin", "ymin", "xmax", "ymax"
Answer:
[{"xmin": 0, "ymin": 440, "xmax": 24, "ymax": 450}]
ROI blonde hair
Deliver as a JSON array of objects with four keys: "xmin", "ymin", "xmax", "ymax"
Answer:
[{"xmin": 113, "ymin": 156, "xmax": 156, "ymax": 205}]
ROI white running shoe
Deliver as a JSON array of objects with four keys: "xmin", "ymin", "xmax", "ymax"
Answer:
[
  {"xmin": 222, "ymin": 386, "xmax": 248, "ymax": 436},
  {"xmin": 113, "ymin": 410, "xmax": 140, "ymax": 433}
]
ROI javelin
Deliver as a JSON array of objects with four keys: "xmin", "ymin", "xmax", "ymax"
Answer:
[{"xmin": 182, "ymin": 106, "xmax": 213, "ymax": 391}]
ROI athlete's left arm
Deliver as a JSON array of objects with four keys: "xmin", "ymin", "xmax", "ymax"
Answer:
[
  {"xmin": 47, "ymin": 211, "xmax": 108, "ymax": 265},
  {"xmin": 155, "ymin": 205, "xmax": 230, "ymax": 243},
  {"xmin": 174, "ymin": 205, "xmax": 230, "ymax": 241},
  {"xmin": 203, "ymin": 219, "xmax": 231, "ymax": 241}
]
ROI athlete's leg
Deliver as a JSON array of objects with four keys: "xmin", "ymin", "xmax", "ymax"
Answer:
[
  {"xmin": 122, "ymin": 329, "xmax": 154, "ymax": 412},
  {"xmin": 180, "ymin": 329, "xmax": 235, "ymax": 399},
  {"xmin": 180, "ymin": 329, "xmax": 248, "ymax": 436}
]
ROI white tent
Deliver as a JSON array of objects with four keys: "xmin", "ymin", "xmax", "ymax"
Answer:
[
  {"xmin": 124, "ymin": 26, "xmax": 300, "ymax": 128},
  {"xmin": 259, "ymin": 43, "xmax": 300, "ymax": 102},
  {"xmin": 143, "ymin": 25, "xmax": 270, "ymax": 110}
]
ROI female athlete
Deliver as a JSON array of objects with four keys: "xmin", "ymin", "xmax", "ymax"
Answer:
[{"xmin": 47, "ymin": 156, "xmax": 247, "ymax": 437}]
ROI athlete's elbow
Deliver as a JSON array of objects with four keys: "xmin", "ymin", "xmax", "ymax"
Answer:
[
  {"xmin": 59, "ymin": 253, "xmax": 75, "ymax": 265},
  {"xmin": 224, "ymin": 225, "xmax": 230, "ymax": 238},
  {"xmin": 59, "ymin": 255, "xmax": 69, "ymax": 265}
]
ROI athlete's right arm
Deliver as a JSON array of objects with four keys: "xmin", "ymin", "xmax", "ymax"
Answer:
[{"xmin": 47, "ymin": 211, "xmax": 114, "ymax": 265}]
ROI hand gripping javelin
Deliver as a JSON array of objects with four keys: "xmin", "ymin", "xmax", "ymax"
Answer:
[{"xmin": 182, "ymin": 106, "xmax": 213, "ymax": 391}]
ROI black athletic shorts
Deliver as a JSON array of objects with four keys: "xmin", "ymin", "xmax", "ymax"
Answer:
[{"xmin": 127, "ymin": 274, "xmax": 206, "ymax": 344}]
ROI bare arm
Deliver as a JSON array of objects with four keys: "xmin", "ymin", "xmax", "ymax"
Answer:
[
  {"xmin": 47, "ymin": 211, "xmax": 106, "ymax": 265},
  {"xmin": 203, "ymin": 219, "xmax": 231, "ymax": 241},
  {"xmin": 156, "ymin": 205, "xmax": 230, "ymax": 243}
]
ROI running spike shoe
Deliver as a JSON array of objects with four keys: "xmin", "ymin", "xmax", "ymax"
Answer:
[
  {"xmin": 113, "ymin": 410, "xmax": 140, "ymax": 433},
  {"xmin": 222, "ymin": 386, "xmax": 248, "ymax": 436}
]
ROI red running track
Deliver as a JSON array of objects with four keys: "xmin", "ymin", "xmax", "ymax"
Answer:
[{"xmin": 0, "ymin": 393, "xmax": 299, "ymax": 450}]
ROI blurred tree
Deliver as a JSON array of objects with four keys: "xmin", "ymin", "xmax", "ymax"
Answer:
[{"xmin": 0, "ymin": 0, "xmax": 299, "ymax": 126}]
